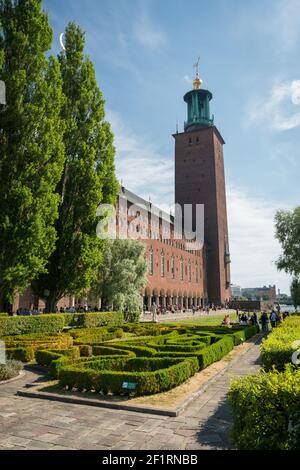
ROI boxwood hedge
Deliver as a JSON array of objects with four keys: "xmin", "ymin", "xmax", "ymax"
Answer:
[
  {"xmin": 0, "ymin": 311, "xmax": 123, "ymax": 336},
  {"xmin": 58, "ymin": 356, "xmax": 199, "ymax": 396}
]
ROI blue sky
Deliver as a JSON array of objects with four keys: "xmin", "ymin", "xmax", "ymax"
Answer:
[{"xmin": 44, "ymin": 0, "xmax": 300, "ymax": 294}]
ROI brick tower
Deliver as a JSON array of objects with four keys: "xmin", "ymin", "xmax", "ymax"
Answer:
[{"xmin": 174, "ymin": 68, "xmax": 231, "ymax": 305}]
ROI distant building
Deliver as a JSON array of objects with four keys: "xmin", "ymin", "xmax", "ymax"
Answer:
[
  {"xmin": 231, "ymin": 284, "xmax": 242, "ymax": 297},
  {"xmin": 242, "ymin": 285, "xmax": 276, "ymax": 302}
]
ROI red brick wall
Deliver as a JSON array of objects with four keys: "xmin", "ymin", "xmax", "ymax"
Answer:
[{"xmin": 174, "ymin": 126, "xmax": 231, "ymax": 304}]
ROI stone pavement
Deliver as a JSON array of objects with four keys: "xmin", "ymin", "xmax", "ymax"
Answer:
[
  {"xmin": 141, "ymin": 309, "xmax": 235, "ymax": 323},
  {"xmin": 0, "ymin": 336, "xmax": 262, "ymax": 450}
]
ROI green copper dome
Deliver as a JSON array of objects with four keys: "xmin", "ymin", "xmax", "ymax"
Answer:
[{"xmin": 184, "ymin": 88, "xmax": 214, "ymax": 131}]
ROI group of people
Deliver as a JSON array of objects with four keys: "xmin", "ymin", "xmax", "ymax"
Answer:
[
  {"xmin": 221, "ymin": 308, "xmax": 290, "ymax": 332},
  {"xmin": 16, "ymin": 304, "xmax": 101, "ymax": 316},
  {"xmin": 259, "ymin": 309, "xmax": 289, "ymax": 332}
]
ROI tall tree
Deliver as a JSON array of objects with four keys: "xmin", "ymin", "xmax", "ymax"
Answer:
[
  {"xmin": 0, "ymin": 0, "xmax": 65, "ymax": 310},
  {"xmin": 275, "ymin": 207, "xmax": 300, "ymax": 277},
  {"xmin": 34, "ymin": 22, "xmax": 118, "ymax": 312},
  {"xmin": 290, "ymin": 278, "xmax": 300, "ymax": 311},
  {"xmin": 92, "ymin": 239, "xmax": 148, "ymax": 321}
]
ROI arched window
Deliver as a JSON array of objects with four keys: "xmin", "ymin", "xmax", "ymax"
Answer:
[
  {"xmin": 188, "ymin": 260, "xmax": 192, "ymax": 282},
  {"xmin": 171, "ymin": 255, "xmax": 175, "ymax": 279},
  {"xmin": 149, "ymin": 248, "xmax": 154, "ymax": 275},
  {"xmin": 161, "ymin": 251, "xmax": 165, "ymax": 277},
  {"xmin": 180, "ymin": 258, "xmax": 184, "ymax": 281}
]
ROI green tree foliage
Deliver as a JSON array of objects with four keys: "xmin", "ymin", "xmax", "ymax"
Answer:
[
  {"xmin": 0, "ymin": 0, "xmax": 65, "ymax": 308},
  {"xmin": 92, "ymin": 239, "xmax": 148, "ymax": 321},
  {"xmin": 290, "ymin": 278, "xmax": 300, "ymax": 311},
  {"xmin": 34, "ymin": 22, "xmax": 118, "ymax": 311},
  {"xmin": 275, "ymin": 207, "xmax": 300, "ymax": 277}
]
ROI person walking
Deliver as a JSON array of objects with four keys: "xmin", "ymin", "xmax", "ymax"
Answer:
[
  {"xmin": 151, "ymin": 302, "xmax": 158, "ymax": 323},
  {"xmin": 260, "ymin": 311, "xmax": 269, "ymax": 333},
  {"xmin": 270, "ymin": 310, "xmax": 277, "ymax": 328}
]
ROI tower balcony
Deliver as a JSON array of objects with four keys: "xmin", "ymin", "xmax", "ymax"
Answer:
[{"xmin": 184, "ymin": 115, "xmax": 214, "ymax": 131}]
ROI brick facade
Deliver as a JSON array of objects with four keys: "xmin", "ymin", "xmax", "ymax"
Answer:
[{"xmin": 174, "ymin": 126, "xmax": 231, "ymax": 305}]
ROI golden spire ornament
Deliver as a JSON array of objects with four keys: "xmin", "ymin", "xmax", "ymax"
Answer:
[{"xmin": 193, "ymin": 56, "xmax": 202, "ymax": 89}]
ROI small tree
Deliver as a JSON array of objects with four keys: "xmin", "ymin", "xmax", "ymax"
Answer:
[
  {"xmin": 93, "ymin": 239, "xmax": 148, "ymax": 322},
  {"xmin": 275, "ymin": 207, "xmax": 300, "ymax": 277},
  {"xmin": 290, "ymin": 278, "xmax": 300, "ymax": 311}
]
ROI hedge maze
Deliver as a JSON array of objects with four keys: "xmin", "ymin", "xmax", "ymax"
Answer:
[{"xmin": 0, "ymin": 312, "xmax": 259, "ymax": 396}]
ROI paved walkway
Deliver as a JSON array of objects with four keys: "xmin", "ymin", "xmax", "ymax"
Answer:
[
  {"xmin": 141, "ymin": 309, "xmax": 236, "ymax": 323},
  {"xmin": 0, "ymin": 336, "xmax": 262, "ymax": 450}
]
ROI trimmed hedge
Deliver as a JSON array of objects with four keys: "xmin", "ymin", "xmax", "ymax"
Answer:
[
  {"xmin": 197, "ymin": 336, "xmax": 235, "ymax": 370},
  {"xmin": 0, "ymin": 311, "xmax": 123, "ymax": 336},
  {"xmin": 103, "ymin": 343, "xmax": 157, "ymax": 357},
  {"xmin": 149, "ymin": 342, "xmax": 206, "ymax": 353},
  {"xmin": 92, "ymin": 346, "xmax": 134, "ymax": 357},
  {"xmin": 2, "ymin": 333, "xmax": 73, "ymax": 362},
  {"xmin": 0, "ymin": 315, "xmax": 65, "ymax": 336},
  {"xmin": 228, "ymin": 366, "xmax": 300, "ymax": 450},
  {"xmin": 59, "ymin": 356, "xmax": 199, "ymax": 396},
  {"xmin": 6, "ymin": 347, "xmax": 35, "ymax": 362},
  {"xmin": 35, "ymin": 347, "xmax": 80, "ymax": 378}
]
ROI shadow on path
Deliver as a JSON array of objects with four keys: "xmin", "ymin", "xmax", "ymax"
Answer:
[{"xmin": 195, "ymin": 398, "xmax": 234, "ymax": 450}]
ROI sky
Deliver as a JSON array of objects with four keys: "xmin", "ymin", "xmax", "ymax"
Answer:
[{"xmin": 44, "ymin": 0, "xmax": 300, "ymax": 295}]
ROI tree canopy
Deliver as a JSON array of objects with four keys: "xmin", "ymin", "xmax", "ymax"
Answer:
[
  {"xmin": 275, "ymin": 207, "xmax": 300, "ymax": 277},
  {"xmin": 33, "ymin": 22, "xmax": 118, "ymax": 311},
  {"xmin": 0, "ymin": 0, "xmax": 65, "ymax": 308},
  {"xmin": 92, "ymin": 239, "xmax": 148, "ymax": 321}
]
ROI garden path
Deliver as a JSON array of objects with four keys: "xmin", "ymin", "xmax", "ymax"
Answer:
[{"xmin": 0, "ymin": 336, "xmax": 262, "ymax": 450}]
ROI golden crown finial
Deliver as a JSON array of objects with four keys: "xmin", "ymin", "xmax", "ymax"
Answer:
[{"xmin": 193, "ymin": 56, "xmax": 202, "ymax": 89}]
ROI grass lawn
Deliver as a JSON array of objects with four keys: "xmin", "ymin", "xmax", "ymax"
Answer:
[{"xmin": 166, "ymin": 312, "xmax": 237, "ymax": 327}]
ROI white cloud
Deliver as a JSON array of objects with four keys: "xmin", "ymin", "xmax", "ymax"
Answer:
[
  {"xmin": 227, "ymin": 185, "xmax": 292, "ymax": 293},
  {"xmin": 247, "ymin": 80, "xmax": 300, "ymax": 131},
  {"xmin": 107, "ymin": 110, "xmax": 173, "ymax": 212},
  {"xmin": 133, "ymin": 6, "xmax": 167, "ymax": 50},
  {"xmin": 108, "ymin": 110, "xmax": 292, "ymax": 293}
]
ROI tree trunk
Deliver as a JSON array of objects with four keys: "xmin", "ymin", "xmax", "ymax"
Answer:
[{"xmin": 45, "ymin": 293, "xmax": 58, "ymax": 313}]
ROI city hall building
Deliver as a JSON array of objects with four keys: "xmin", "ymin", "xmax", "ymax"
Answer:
[
  {"xmin": 109, "ymin": 69, "xmax": 231, "ymax": 310},
  {"xmin": 12, "ymin": 69, "xmax": 231, "ymax": 312}
]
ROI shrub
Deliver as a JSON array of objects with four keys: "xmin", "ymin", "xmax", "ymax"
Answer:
[
  {"xmin": 92, "ymin": 346, "xmax": 134, "ymax": 357},
  {"xmin": 70, "ymin": 327, "xmax": 124, "ymax": 345},
  {"xmin": 0, "ymin": 360, "xmax": 23, "ymax": 381},
  {"xmin": 58, "ymin": 356, "xmax": 199, "ymax": 396},
  {"xmin": 150, "ymin": 342, "xmax": 206, "ymax": 353},
  {"xmin": 79, "ymin": 345, "xmax": 93, "ymax": 357},
  {"xmin": 197, "ymin": 336, "xmax": 235, "ymax": 370},
  {"xmin": 1, "ymin": 333, "xmax": 73, "ymax": 358},
  {"xmin": 103, "ymin": 343, "xmax": 157, "ymax": 357},
  {"xmin": 5, "ymin": 347, "xmax": 34, "ymax": 362},
  {"xmin": 35, "ymin": 347, "xmax": 80, "ymax": 378},
  {"xmin": 0, "ymin": 315, "xmax": 65, "ymax": 336},
  {"xmin": 228, "ymin": 366, "xmax": 300, "ymax": 450},
  {"xmin": 261, "ymin": 317, "xmax": 300, "ymax": 371},
  {"xmin": 0, "ymin": 311, "xmax": 123, "ymax": 336}
]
